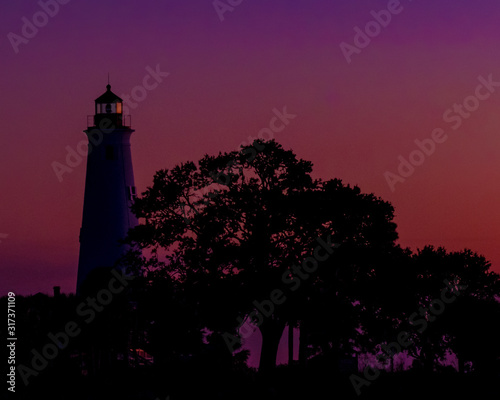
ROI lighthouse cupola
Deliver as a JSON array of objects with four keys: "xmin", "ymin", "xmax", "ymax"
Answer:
[{"xmin": 93, "ymin": 84, "xmax": 126, "ymax": 127}]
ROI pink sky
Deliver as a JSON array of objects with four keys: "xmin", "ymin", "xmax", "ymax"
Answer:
[{"xmin": 2, "ymin": 0, "xmax": 500, "ymax": 305}]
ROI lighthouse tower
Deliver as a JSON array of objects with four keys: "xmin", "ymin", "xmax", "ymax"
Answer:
[{"xmin": 76, "ymin": 84, "xmax": 138, "ymax": 294}]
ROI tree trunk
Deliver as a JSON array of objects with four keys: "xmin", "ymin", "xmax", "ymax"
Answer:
[
  {"xmin": 421, "ymin": 339, "xmax": 434, "ymax": 374},
  {"xmin": 288, "ymin": 322, "xmax": 294, "ymax": 365},
  {"xmin": 458, "ymin": 356, "xmax": 465, "ymax": 374},
  {"xmin": 298, "ymin": 321, "xmax": 307, "ymax": 366},
  {"xmin": 258, "ymin": 319, "xmax": 286, "ymax": 373}
]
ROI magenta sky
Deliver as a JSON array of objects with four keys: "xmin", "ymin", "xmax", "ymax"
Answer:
[{"xmin": 2, "ymin": 0, "xmax": 500, "ymax": 307}]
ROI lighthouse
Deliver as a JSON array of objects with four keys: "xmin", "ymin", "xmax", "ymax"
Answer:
[{"xmin": 76, "ymin": 84, "xmax": 138, "ymax": 294}]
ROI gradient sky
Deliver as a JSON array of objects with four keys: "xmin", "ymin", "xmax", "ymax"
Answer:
[{"xmin": 2, "ymin": 0, "xmax": 500, "ymax": 364}]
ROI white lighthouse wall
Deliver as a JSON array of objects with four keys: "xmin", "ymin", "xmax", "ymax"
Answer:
[{"xmin": 77, "ymin": 127, "xmax": 138, "ymax": 291}]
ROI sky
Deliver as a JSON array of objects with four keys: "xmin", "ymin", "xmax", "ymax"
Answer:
[{"xmin": 2, "ymin": 0, "xmax": 500, "ymax": 364}]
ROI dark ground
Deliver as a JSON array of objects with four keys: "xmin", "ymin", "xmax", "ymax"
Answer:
[{"xmin": 15, "ymin": 359, "xmax": 500, "ymax": 400}]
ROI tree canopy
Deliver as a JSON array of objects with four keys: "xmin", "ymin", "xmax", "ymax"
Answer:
[{"xmin": 124, "ymin": 139, "xmax": 500, "ymax": 378}]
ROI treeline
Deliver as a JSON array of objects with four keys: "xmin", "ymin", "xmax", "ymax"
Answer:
[{"xmin": 8, "ymin": 139, "xmax": 500, "ymax": 398}]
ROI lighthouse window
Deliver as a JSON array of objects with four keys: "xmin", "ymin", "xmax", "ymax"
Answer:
[
  {"xmin": 105, "ymin": 145, "xmax": 114, "ymax": 160},
  {"xmin": 98, "ymin": 103, "xmax": 117, "ymax": 113},
  {"xmin": 128, "ymin": 186, "xmax": 137, "ymax": 200}
]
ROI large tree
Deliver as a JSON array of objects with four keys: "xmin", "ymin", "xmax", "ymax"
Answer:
[
  {"xmin": 362, "ymin": 246, "xmax": 500, "ymax": 374},
  {"xmin": 408, "ymin": 247, "xmax": 500, "ymax": 373},
  {"xmin": 125, "ymin": 139, "xmax": 399, "ymax": 371}
]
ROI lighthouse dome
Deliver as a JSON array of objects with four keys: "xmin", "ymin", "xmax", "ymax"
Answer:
[{"xmin": 95, "ymin": 84, "xmax": 123, "ymax": 114}]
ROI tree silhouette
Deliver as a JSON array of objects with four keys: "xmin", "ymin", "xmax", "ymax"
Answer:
[
  {"xmin": 125, "ymin": 139, "xmax": 400, "ymax": 372},
  {"xmin": 7, "ymin": 140, "xmax": 500, "ymax": 398}
]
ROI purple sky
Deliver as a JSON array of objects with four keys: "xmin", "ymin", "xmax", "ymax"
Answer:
[{"xmin": 2, "ymin": 0, "xmax": 500, "ymax": 366}]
